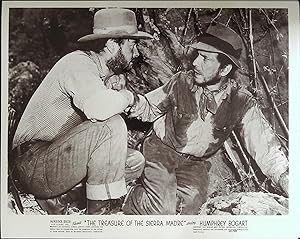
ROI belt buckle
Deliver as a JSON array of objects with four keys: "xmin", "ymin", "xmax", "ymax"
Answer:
[
  {"xmin": 20, "ymin": 143, "xmax": 28, "ymax": 154},
  {"xmin": 180, "ymin": 153, "xmax": 191, "ymax": 160},
  {"xmin": 18, "ymin": 142, "xmax": 34, "ymax": 156}
]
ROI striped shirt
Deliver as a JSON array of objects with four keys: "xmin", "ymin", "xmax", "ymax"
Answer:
[{"xmin": 13, "ymin": 50, "xmax": 129, "ymax": 149}]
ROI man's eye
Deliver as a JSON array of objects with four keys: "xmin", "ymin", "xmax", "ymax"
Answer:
[
  {"xmin": 199, "ymin": 53, "xmax": 206, "ymax": 59},
  {"xmin": 203, "ymin": 56, "xmax": 210, "ymax": 61}
]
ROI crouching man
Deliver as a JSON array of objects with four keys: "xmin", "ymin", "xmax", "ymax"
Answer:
[{"xmin": 11, "ymin": 8, "xmax": 152, "ymax": 215}]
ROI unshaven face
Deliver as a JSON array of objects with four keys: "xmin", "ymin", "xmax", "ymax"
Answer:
[
  {"xmin": 192, "ymin": 50, "xmax": 222, "ymax": 86},
  {"xmin": 107, "ymin": 39, "xmax": 139, "ymax": 74}
]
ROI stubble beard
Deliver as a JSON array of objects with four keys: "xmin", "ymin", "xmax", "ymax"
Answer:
[
  {"xmin": 194, "ymin": 72, "xmax": 221, "ymax": 88},
  {"xmin": 106, "ymin": 48, "xmax": 131, "ymax": 75}
]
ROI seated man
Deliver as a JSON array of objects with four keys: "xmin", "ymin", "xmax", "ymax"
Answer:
[
  {"xmin": 121, "ymin": 22, "xmax": 288, "ymax": 215},
  {"xmin": 11, "ymin": 8, "xmax": 152, "ymax": 215}
]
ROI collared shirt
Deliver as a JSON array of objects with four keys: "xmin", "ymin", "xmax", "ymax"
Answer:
[
  {"xmin": 129, "ymin": 71, "xmax": 288, "ymax": 185},
  {"xmin": 13, "ymin": 50, "xmax": 129, "ymax": 149}
]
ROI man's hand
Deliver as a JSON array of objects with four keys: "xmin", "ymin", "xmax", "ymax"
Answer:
[
  {"xmin": 119, "ymin": 89, "xmax": 134, "ymax": 106},
  {"xmin": 105, "ymin": 74, "xmax": 127, "ymax": 91},
  {"xmin": 278, "ymin": 170, "xmax": 288, "ymax": 197}
]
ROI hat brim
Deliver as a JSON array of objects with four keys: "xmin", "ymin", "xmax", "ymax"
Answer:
[
  {"xmin": 78, "ymin": 31, "xmax": 153, "ymax": 42},
  {"xmin": 189, "ymin": 42, "xmax": 241, "ymax": 69}
]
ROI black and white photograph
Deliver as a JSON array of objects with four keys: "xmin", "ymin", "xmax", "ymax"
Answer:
[{"xmin": 1, "ymin": 1, "xmax": 300, "ymax": 239}]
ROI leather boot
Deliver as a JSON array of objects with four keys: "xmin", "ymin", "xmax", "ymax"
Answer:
[
  {"xmin": 36, "ymin": 196, "xmax": 69, "ymax": 215},
  {"xmin": 36, "ymin": 184, "xmax": 85, "ymax": 215},
  {"xmin": 86, "ymin": 199, "xmax": 111, "ymax": 215}
]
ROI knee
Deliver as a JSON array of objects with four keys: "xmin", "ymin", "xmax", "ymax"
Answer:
[
  {"xmin": 125, "ymin": 149, "xmax": 145, "ymax": 183},
  {"xmin": 106, "ymin": 115, "xmax": 127, "ymax": 132},
  {"xmin": 126, "ymin": 150, "xmax": 145, "ymax": 171},
  {"xmin": 178, "ymin": 188, "xmax": 207, "ymax": 214},
  {"xmin": 105, "ymin": 115, "xmax": 127, "ymax": 141},
  {"xmin": 90, "ymin": 115, "xmax": 127, "ymax": 139},
  {"xmin": 123, "ymin": 185, "xmax": 176, "ymax": 215}
]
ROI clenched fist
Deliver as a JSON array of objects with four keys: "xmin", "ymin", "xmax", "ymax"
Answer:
[
  {"xmin": 105, "ymin": 74, "xmax": 127, "ymax": 91},
  {"xmin": 278, "ymin": 170, "xmax": 288, "ymax": 197}
]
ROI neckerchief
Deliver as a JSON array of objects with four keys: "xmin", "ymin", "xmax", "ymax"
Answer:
[
  {"xmin": 198, "ymin": 81, "xmax": 231, "ymax": 121},
  {"xmin": 199, "ymin": 87, "xmax": 218, "ymax": 121}
]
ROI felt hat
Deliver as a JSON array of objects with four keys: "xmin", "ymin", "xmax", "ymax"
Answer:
[
  {"xmin": 78, "ymin": 8, "xmax": 153, "ymax": 42},
  {"xmin": 189, "ymin": 22, "xmax": 243, "ymax": 68}
]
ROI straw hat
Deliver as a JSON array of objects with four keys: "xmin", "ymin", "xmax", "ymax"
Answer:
[
  {"xmin": 190, "ymin": 22, "xmax": 243, "ymax": 68},
  {"xmin": 78, "ymin": 8, "xmax": 153, "ymax": 42}
]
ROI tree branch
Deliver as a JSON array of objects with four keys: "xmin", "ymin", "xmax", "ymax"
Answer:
[{"xmin": 256, "ymin": 61, "xmax": 289, "ymax": 139}]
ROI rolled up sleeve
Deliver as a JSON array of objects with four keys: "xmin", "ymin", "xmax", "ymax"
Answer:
[
  {"xmin": 129, "ymin": 75, "xmax": 179, "ymax": 122},
  {"xmin": 62, "ymin": 52, "xmax": 129, "ymax": 121},
  {"xmin": 238, "ymin": 104, "xmax": 288, "ymax": 185}
]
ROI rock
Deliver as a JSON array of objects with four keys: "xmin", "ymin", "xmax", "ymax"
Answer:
[
  {"xmin": 199, "ymin": 192, "xmax": 288, "ymax": 215},
  {"xmin": 7, "ymin": 194, "xmax": 18, "ymax": 215},
  {"xmin": 7, "ymin": 192, "xmax": 46, "ymax": 215}
]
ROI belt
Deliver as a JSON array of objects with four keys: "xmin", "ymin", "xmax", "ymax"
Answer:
[
  {"xmin": 150, "ymin": 131, "xmax": 204, "ymax": 161},
  {"xmin": 10, "ymin": 142, "xmax": 37, "ymax": 175},
  {"xmin": 12, "ymin": 141, "xmax": 39, "ymax": 157},
  {"xmin": 179, "ymin": 152, "xmax": 204, "ymax": 161},
  {"xmin": 179, "ymin": 152, "xmax": 211, "ymax": 171}
]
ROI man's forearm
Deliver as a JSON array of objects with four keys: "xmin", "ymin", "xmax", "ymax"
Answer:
[
  {"xmin": 83, "ymin": 89, "xmax": 133, "ymax": 121},
  {"xmin": 239, "ymin": 105, "xmax": 289, "ymax": 195},
  {"xmin": 278, "ymin": 170, "xmax": 288, "ymax": 196}
]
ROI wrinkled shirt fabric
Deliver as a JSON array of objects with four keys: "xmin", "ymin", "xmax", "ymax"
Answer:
[
  {"xmin": 130, "ymin": 71, "xmax": 288, "ymax": 189},
  {"xmin": 123, "ymin": 71, "xmax": 288, "ymax": 215},
  {"xmin": 12, "ymin": 50, "xmax": 144, "ymax": 201}
]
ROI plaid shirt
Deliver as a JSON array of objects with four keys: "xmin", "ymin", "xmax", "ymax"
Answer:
[
  {"xmin": 13, "ymin": 50, "xmax": 128, "ymax": 149},
  {"xmin": 129, "ymin": 71, "xmax": 288, "ymax": 185}
]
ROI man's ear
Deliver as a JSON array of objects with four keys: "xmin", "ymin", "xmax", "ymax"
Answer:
[{"xmin": 219, "ymin": 64, "xmax": 233, "ymax": 77}]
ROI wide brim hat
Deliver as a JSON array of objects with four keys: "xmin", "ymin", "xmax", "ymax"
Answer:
[
  {"xmin": 189, "ymin": 22, "xmax": 243, "ymax": 68},
  {"xmin": 78, "ymin": 8, "xmax": 153, "ymax": 42}
]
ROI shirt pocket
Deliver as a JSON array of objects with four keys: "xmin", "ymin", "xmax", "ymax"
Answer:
[{"xmin": 173, "ymin": 106, "xmax": 198, "ymax": 128}]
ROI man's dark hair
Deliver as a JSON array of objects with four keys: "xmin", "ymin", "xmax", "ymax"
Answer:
[
  {"xmin": 78, "ymin": 39, "xmax": 108, "ymax": 52},
  {"xmin": 112, "ymin": 39, "xmax": 126, "ymax": 45},
  {"xmin": 78, "ymin": 38, "xmax": 131, "ymax": 53},
  {"xmin": 217, "ymin": 53, "xmax": 237, "ymax": 78}
]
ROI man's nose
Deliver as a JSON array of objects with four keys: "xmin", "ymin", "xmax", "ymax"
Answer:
[
  {"xmin": 132, "ymin": 45, "xmax": 139, "ymax": 58},
  {"xmin": 193, "ymin": 55, "xmax": 202, "ymax": 67}
]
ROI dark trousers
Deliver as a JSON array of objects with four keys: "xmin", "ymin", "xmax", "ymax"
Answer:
[{"xmin": 123, "ymin": 132, "xmax": 209, "ymax": 215}]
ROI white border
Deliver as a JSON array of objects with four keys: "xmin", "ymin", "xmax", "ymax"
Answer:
[{"xmin": 1, "ymin": 1, "xmax": 300, "ymax": 239}]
